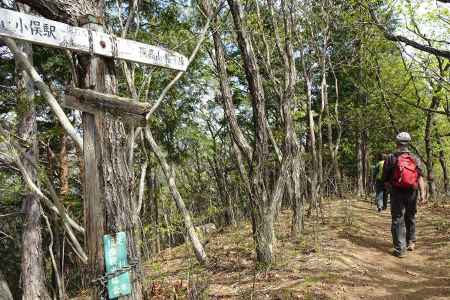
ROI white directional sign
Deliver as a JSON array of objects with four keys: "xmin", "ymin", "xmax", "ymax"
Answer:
[{"xmin": 0, "ymin": 8, "xmax": 188, "ymax": 71}]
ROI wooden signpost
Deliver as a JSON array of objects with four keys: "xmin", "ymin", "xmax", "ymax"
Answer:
[
  {"xmin": 2, "ymin": 6, "xmax": 190, "ymax": 299},
  {"xmin": 0, "ymin": 7, "xmax": 188, "ymax": 71}
]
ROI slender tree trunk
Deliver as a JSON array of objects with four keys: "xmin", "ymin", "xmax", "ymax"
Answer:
[
  {"xmin": 15, "ymin": 5, "xmax": 50, "ymax": 298},
  {"xmin": 356, "ymin": 131, "xmax": 364, "ymax": 197},
  {"xmin": 253, "ymin": 209, "xmax": 275, "ymax": 263},
  {"xmin": 317, "ymin": 114, "xmax": 324, "ymax": 195},
  {"xmin": 21, "ymin": 192, "xmax": 50, "ymax": 300},
  {"xmin": 291, "ymin": 155, "xmax": 304, "ymax": 236},
  {"xmin": 437, "ymin": 137, "xmax": 449, "ymax": 195},
  {"xmin": 75, "ymin": 144, "xmax": 85, "ymax": 199},
  {"xmin": 209, "ymin": 157, "xmax": 236, "ymax": 226},
  {"xmin": 324, "ymin": 81, "xmax": 334, "ymax": 195},
  {"xmin": 153, "ymin": 173, "xmax": 161, "ymax": 253},
  {"xmin": 306, "ymin": 77, "xmax": 319, "ymax": 207},
  {"xmin": 319, "ymin": 59, "xmax": 327, "ymax": 195},
  {"xmin": 147, "ymin": 169, "xmax": 161, "ymax": 254},
  {"xmin": 330, "ymin": 65, "xmax": 342, "ymax": 196},
  {"xmin": 59, "ymin": 132, "xmax": 69, "ymax": 199},
  {"xmin": 362, "ymin": 129, "xmax": 370, "ymax": 193},
  {"xmin": 424, "ymin": 95, "xmax": 439, "ymax": 199}
]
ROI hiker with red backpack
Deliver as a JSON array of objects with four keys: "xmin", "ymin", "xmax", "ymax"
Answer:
[{"xmin": 383, "ymin": 132, "xmax": 427, "ymax": 258}]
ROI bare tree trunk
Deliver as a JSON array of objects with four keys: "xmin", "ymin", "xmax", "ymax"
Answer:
[
  {"xmin": 21, "ymin": 194, "xmax": 50, "ymax": 300},
  {"xmin": 306, "ymin": 77, "xmax": 319, "ymax": 207},
  {"xmin": 148, "ymin": 170, "xmax": 161, "ymax": 254},
  {"xmin": 318, "ymin": 57, "xmax": 327, "ymax": 196},
  {"xmin": 59, "ymin": 132, "xmax": 69, "ymax": 199},
  {"xmin": 317, "ymin": 113, "xmax": 324, "ymax": 195},
  {"xmin": 317, "ymin": 65, "xmax": 324, "ymax": 196},
  {"xmin": 75, "ymin": 144, "xmax": 85, "ymax": 198},
  {"xmin": 291, "ymin": 155, "xmax": 304, "ymax": 236},
  {"xmin": 214, "ymin": 0, "xmax": 276, "ymax": 265},
  {"xmin": 15, "ymin": 5, "xmax": 50, "ymax": 298},
  {"xmin": 209, "ymin": 156, "xmax": 236, "ymax": 226},
  {"xmin": 356, "ymin": 131, "xmax": 364, "ymax": 197},
  {"xmin": 329, "ymin": 63, "xmax": 342, "ymax": 197},
  {"xmin": 424, "ymin": 95, "xmax": 439, "ymax": 199},
  {"xmin": 323, "ymin": 65, "xmax": 341, "ymax": 197},
  {"xmin": 362, "ymin": 129, "xmax": 370, "ymax": 193},
  {"xmin": 437, "ymin": 137, "xmax": 449, "ymax": 195}
]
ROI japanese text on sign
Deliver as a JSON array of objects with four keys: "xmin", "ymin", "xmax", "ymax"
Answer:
[
  {"xmin": 0, "ymin": 7, "xmax": 188, "ymax": 71},
  {"xmin": 7, "ymin": 17, "xmax": 57, "ymax": 38}
]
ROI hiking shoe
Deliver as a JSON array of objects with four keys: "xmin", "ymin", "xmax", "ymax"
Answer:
[
  {"xmin": 407, "ymin": 242, "xmax": 416, "ymax": 251},
  {"xmin": 392, "ymin": 249, "xmax": 406, "ymax": 258}
]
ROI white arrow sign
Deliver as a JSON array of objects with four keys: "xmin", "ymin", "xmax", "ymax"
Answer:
[{"xmin": 0, "ymin": 8, "xmax": 188, "ymax": 71}]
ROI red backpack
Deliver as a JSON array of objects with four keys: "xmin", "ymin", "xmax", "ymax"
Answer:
[{"xmin": 391, "ymin": 153, "xmax": 419, "ymax": 189}]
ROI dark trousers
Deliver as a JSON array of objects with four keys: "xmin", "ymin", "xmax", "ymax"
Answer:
[
  {"xmin": 375, "ymin": 181, "xmax": 388, "ymax": 210},
  {"xmin": 390, "ymin": 188, "xmax": 417, "ymax": 252}
]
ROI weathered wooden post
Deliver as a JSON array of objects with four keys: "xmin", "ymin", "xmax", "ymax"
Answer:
[
  {"xmin": 77, "ymin": 15, "xmax": 110, "ymax": 299},
  {"xmin": 0, "ymin": 7, "xmax": 188, "ymax": 299}
]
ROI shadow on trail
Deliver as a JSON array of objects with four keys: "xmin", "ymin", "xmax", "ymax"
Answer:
[
  {"xmin": 330, "ymin": 200, "xmax": 450, "ymax": 299},
  {"xmin": 146, "ymin": 199, "xmax": 450, "ymax": 299}
]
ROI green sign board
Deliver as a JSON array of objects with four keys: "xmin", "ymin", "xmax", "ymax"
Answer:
[{"xmin": 103, "ymin": 232, "xmax": 132, "ymax": 299}]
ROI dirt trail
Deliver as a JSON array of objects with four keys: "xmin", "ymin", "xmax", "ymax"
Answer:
[
  {"xmin": 324, "ymin": 200, "xmax": 450, "ymax": 300},
  {"xmin": 146, "ymin": 199, "xmax": 450, "ymax": 299}
]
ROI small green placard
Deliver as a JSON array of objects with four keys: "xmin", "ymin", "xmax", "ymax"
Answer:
[{"xmin": 103, "ymin": 232, "xmax": 132, "ymax": 299}]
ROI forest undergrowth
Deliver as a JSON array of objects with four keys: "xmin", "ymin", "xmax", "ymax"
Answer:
[{"xmin": 140, "ymin": 198, "xmax": 450, "ymax": 300}]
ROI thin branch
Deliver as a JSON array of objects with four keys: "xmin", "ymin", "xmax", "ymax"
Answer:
[
  {"xmin": 145, "ymin": 17, "xmax": 212, "ymax": 120},
  {"xmin": 368, "ymin": 7, "xmax": 450, "ymax": 59},
  {"xmin": 3, "ymin": 37, "xmax": 83, "ymax": 150},
  {"xmin": 0, "ymin": 213, "xmax": 22, "ymax": 218},
  {"xmin": 135, "ymin": 158, "xmax": 148, "ymax": 215},
  {"xmin": 0, "ymin": 230, "xmax": 14, "ymax": 240},
  {"xmin": 41, "ymin": 210, "xmax": 64, "ymax": 300}
]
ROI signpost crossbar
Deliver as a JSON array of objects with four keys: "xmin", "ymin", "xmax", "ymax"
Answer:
[{"xmin": 0, "ymin": 8, "xmax": 188, "ymax": 71}]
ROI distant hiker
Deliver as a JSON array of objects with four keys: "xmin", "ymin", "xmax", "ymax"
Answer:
[
  {"xmin": 373, "ymin": 153, "xmax": 388, "ymax": 212},
  {"xmin": 383, "ymin": 132, "xmax": 427, "ymax": 258}
]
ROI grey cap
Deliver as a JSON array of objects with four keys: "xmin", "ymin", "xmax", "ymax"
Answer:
[{"xmin": 396, "ymin": 132, "xmax": 411, "ymax": 144}]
